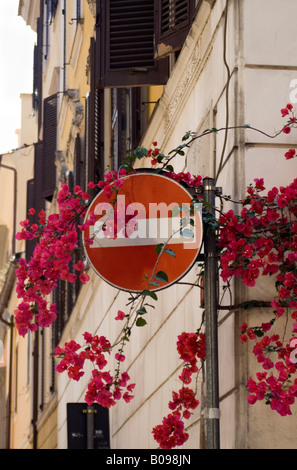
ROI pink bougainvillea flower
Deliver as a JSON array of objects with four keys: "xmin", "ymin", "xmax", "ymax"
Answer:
[
  {"xmin": 115, "ymin": 353, "xmax": 125, "ymax": 362},
  {"xmin": 79, "ymin": 273, "xmax": 90, "ymax": 284},
  {"xmin": 115, "ymin": 310, "xmax": 125, "ymax": 320},
  {"xmin": 74, "ymin": 260, "xmax": 85, "ymax": 271},
  {"xmin": 284, "ymin": 148, "xmax": 296, "ymax": 159}
]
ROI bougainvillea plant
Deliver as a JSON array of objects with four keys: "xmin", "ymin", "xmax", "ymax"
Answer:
[{"xmin": 14, "ymin": 104, "xmax": 297, "ymax": 448}]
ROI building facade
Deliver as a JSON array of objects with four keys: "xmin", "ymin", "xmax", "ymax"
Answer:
[{"xmin": 1, "ymin": 0, "xmax": 297, "ymax": 449}]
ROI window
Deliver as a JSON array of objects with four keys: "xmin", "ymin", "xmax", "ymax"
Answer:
[
  {"xmin": 42, "ymin": 94, "xmax": 57, "ymax": 201},
  {"xmin": 110, "ymin": 87, "xmax": 145, "ymax": 169},
  {"xmin": 87, "ymin": 38, "xmax": 105, "ymax": 184},
  {"xmin": 25, "ymin": 143, "xmax": 46, "ymax": 262},
  {"xmin": 95, "ymin": 0, "xmax": 169, "ymax": 88},
  {"xmin": 154, "ymin": 0, "xmax": 198, "ymax": 57}
]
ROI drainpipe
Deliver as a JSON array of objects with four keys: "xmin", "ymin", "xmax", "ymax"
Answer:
[
  {"xmin": 203, "ymin": 178, "xmax": 220, "ymax": 449},
  {"xmin": 6, "ymin": 315, "xmax": 14, "ymax": 449},
  {"xmin": 32, "ymin": 330, "xmax": 39, "ymax": 449},
  {"xmin": 0, "ymin": 156, "xmax": 17, "ymax": 257}
]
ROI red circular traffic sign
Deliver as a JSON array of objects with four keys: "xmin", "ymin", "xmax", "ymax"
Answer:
[{"xmin": 83, "ymin": 172, "xmax": 203, "ymax": 293}]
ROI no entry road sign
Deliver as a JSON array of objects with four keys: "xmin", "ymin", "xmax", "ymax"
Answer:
[{"xmin": 83, "ymin": 172, "xmax": 203, "ymax": 293}]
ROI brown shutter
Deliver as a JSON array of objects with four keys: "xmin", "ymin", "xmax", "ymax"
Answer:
[
  {"xmin": 25, "ymin": 179, "xmax": 36, "ymax": 262},
  {"xmin": 52, "ymin": 281, "xmax": 66, "ymax": 344},
  {"xmin": 74, "ymin": 133, "xmax": 84, "ymax": 189},
  {"xmin": 96, "ymin": 0, "xmax": 169, "ymax": 88},
  {"xmin": 155, "ymin": 0, "xmax": 198, "ymax": 58},
  {"xmin": 25, "ymin": 142, "xmax": 46, "ymax": 262},
  {"xmin": 42, "ymin": 94, "xmax": 57, "ymax": 201},
  {"xmin": 87, "ymin": 38, "xmax": 105, "ymax": 185}
]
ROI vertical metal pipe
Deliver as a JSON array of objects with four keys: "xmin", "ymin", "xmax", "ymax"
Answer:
[
  {"xmin": 203, "ymin": 177, "xmax": 220, "ymax": 449},
  {"xmin": 0, "ymin": 158, "xmax": 17, "ymax": 256},
  {"xmin": 86, "ymin": 407, "xmax": 94, "ymax": 449},
  {"xmin": 6, "ymin": 317, "xmax": 14, "ymax": 449},
  {"xmin": 32, "ymin": 330, "xmax": 39, "ymax": 449},
  {"xmin": 63, "ymin": 0, "xmax": 66, "ymax": 93}
]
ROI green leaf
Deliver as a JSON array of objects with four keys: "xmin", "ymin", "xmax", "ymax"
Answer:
[
  {"xmin": 155, "ymin": 243, "xmax": 164, "ymax": 255},
  {"xmin": 155, "ymin": 271, "xmax": 169, "ymax": 283},
  {"xmin": 165, "ymin": 164, "xmax": 174, "ymax": 172},
  {"xmin": 136, "ymin": 317, "xmax": 147, "ymax": 327},
  {"xmin": 137, "ymin": 307, "xmax": 147, "ymax": 315},
  {"xmin": 144, "ymin": 303, "xmax": 155, "ymax": 309},
  {"xmin": 163, "ymin": 248, "xmax": 175, "ymax": 257},
  {"xmin": 255, "ymin": 329, "xmax": 264, "ymax": 337},
  {"xmin": 149, "ymin": 281, "xmax": 160, "ymax": 287},
  {"xmin": 246, "ymin": 211, "xmax": 255, "ymax": 218},
  {"xmin": 134, "ymin": 147, "xmax": 148, "ymax": 159},
  {"xmin": 141, "ymin": 290, "xmax": 158, "ymax": 300}
]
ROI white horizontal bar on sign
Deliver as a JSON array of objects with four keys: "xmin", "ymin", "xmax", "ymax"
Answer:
[{"xmin": 88, "ymin": 217, "xmax": 197, "ymax": 248}]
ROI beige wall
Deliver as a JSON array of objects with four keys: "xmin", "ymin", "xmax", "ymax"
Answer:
[
  {"xmin": 13, "ymin": 0, "xmax": 297, "ymax": 450},
  {"xmin": 56, "ymin": 0, "xmax": 297, "ymax": 449},
  {"xmin": 0, "ymin": 86, "xmax": 36, "ymax": 447}
]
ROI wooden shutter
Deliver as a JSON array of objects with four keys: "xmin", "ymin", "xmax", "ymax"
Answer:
[
  {"xmin": 42, "ymin": 94, "xmax": 57, "ymax": 201},
  {"xmin": 155, "ymin": 0, "xmax": 198, "ymax": 57},
  {"xmin": 25, "ymin": 142, "xmax": 46, "ymax": 262},
  {"xmin": 87, "ymin": 38, "xmax": 105, "ymax": 185},
  {"xmin": 96, "ymin": 0, "xmax": 169, "ymax": 88},
  {"xmin": 72, "ymin": 133, "xmax": 83, "ymax": 189},
  {"xmin": 25, "ymin": 179, "xmax": 36, "ymax": 262}
]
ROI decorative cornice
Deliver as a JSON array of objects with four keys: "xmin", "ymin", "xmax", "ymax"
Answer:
[
  {"xmin": 55, "ymin": 151, "xmax": 68, "ymax": 183},
  {"xmin": 164, "ymin": 39, "xmax": 201, "ymax": 132},
  {"xmin": 65, "ymin": 89, "xmax": 84, "ymax": 128}
]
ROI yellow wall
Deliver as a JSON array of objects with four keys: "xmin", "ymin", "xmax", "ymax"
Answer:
[{"xmin": 35, "ymin": 0, "xmax": 95, "ymax": 449}]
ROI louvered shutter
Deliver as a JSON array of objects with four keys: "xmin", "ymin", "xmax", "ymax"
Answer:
[
  {"xmin": 87, "ymin": 38, "xmax": 105, "ymax": 185},
  {"xmin": 96, "ymin": 0, "xmax": 169, "ymax": 88},
  {"xmin": 74, "ymin": 133, "xmax": 84, "ymax": 189},
  {"xmin": 52, "ymin": 281, "xmax": 66, "ymax": 344},
  {"xmin": 25, "ymin": 142, "xmax": 46, "ymax": 262},
  {"xmin": 155, "ymin": 0, "xmax": 197, "ymax": 57},
  {"xmin": 42, "ymin": 94, "xmax": 57, "ymax": 201},
  {"xmin": 25, "ymin": 179, "xmax": 36, "ymax": 262}
]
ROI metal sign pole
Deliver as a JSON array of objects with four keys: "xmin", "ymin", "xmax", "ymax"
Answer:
[{"xmin": 203, "ymin": 177, "xmax": 220, "ymax": 449}]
